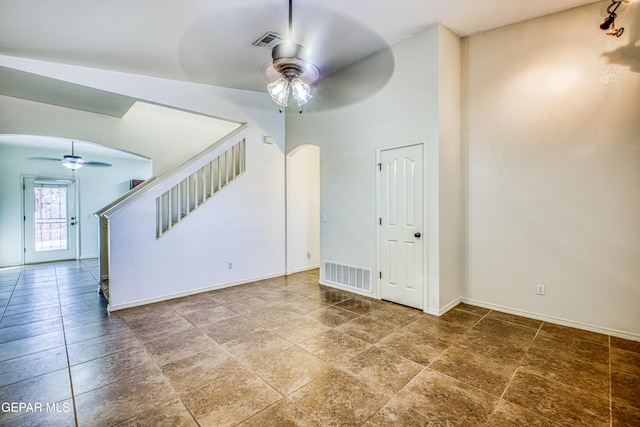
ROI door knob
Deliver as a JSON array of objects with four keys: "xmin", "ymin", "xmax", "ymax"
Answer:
[{"xmin": 414, "ymin": 232, "xmax": 421, "ymax": 238}]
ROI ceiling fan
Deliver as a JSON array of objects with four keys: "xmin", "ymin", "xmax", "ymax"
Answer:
[
  {"xmin": 177, "ymin": 0, "xmax": 395, "ymax": 112},
  {"xmin": 28, "ymin": 141, "xmax": 112, "ymax": 170},
  {"xmin": 265, "ymin": 0, "xmax": 318, "ymax": 112}
]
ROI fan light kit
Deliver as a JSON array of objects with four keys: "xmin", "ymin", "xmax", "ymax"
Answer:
[
  {"xmin": 599, "ymin": 0, "xmax": 630, "ymax": 37},
  {"xmin": 267, "ymin": 0, "xmax": 319, "ymax": 113}
]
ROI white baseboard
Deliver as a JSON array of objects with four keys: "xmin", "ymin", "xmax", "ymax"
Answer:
[
  {"xmin": 286, "ymin": 264, "xmax": 320, "ymax": 275},
  {"xmin": 425, "ymin": 297, "xmax": 461, "ymax": 316},
  {"xmin": 108, "ymin": 271, "xmax": 286, "ymax": 311},
  {"xmin": 462, "ymin": 298, "xmax": 640, "ymax": 342}
]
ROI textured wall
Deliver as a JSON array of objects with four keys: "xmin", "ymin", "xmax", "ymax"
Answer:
[{"xmin": 464, "ymin": 2, "xmax": 640, "ymax": 337}]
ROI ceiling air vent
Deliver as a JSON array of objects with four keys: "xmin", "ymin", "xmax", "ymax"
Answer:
[{"xmin": 253, "ymin": 32, "xmax": 283, "ymax": 48}]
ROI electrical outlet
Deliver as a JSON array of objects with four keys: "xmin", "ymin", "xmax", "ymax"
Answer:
[
  {"xmin": 536, "ymin": 284, "xmax": 545, "ymax": 295},
  {"xmin": 307, "ymin": 250, "xmax": 311, "ymax": 259},
  {"xmin": 228, "ymin": 262, "xmax": 233, "ymax": 270}
]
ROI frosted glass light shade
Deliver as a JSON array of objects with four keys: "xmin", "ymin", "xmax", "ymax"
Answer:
[
  {"xmin": 291, "ymin": 77, "xmax": 312, "ymax": 106},
  {"xmin": 267, "ymin": 76, "xmax": 289, "ymax": 107}
]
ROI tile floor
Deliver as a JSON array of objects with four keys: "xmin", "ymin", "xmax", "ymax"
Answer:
[{"xmin": 0, "ymin": 260, "xmax": 638, "ymax": 426}]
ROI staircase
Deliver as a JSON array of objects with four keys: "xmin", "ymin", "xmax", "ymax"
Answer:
[
  {"xmin": 95, "ymin": 124, "xmax": 248, "ymax": 309},
  {"xmin": 156, "ymin": 138, "xmax": 245, "ymax": 238}
]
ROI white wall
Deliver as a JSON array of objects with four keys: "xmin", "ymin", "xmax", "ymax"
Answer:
[
  {"xmin": 0, "ymin": 142, "xmax": 152, "ymax": 266},
  {"xmin": 286, "ymin": 144, "xmax": 320, "ymax": 273},
  {"xmin": 463, "ymin": 2, "xmax": 640, "ymax": 338},
  {"xmin": 286, "ymin": 24, "xmax": 462, "ymax": 313}
]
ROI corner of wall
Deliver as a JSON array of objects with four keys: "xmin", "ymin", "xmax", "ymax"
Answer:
[{"xmin": 435, "ymin": 22, "xmax": 464, "ymax": 312}]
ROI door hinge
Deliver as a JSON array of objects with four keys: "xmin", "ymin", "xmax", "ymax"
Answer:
[
  {"xmin": 24, "ymin": 248, "xmax": 26, "ymax": 253},
  {"xmin": 377, "ymin": 163, "xmax": 381, "ymax": 171},
  {"xmin": 24, "ymin": 216, "xmax": 26, "ymax": 221},
  {"xmin": 379, "ymin": 218, "xmax": 382, "ymax": 225},
  {"xmin": 379, "ymin": 271, "xmax": 382, "ymax": 279}
]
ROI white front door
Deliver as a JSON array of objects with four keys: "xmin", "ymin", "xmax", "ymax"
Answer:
[
  {"xmin": 378, "ymin": 144, "xmax": 424, "ymax": 309},
  {"xmin": 23, "ymin": 178, "xmax": 77, "ymax": 264}
]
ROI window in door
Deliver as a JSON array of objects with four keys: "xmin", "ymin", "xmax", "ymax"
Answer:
[{"xmin": 34, "ymin": 184, "xmax": 68, "ymax": 252}]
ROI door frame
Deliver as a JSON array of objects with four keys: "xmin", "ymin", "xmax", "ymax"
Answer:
[
  {"xmin": 21, "ymin": 175, "xmax": 80, "ymax": 265},
  {"xmin": 375, "ymin": 141, "xmax": 427, "ymax": 311}
]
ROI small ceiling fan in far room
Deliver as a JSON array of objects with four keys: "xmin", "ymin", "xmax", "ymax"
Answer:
[{"xmin": 28, "ymin": 141, "xmax": 112, "ymax": 170}]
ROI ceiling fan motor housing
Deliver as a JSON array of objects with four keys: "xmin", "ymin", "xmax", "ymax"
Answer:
[{"xmin": 272, "ymin": 43, "xmax": 319, "ymax": 83}]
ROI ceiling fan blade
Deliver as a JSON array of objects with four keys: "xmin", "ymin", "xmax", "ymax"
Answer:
[
  {"xmin": 304, "ymin": 46, "xmax": 394, "ymax": 112},
  {"xmin": 27, "ymin": 157, "xmax": 63, "ymax": 161},
  {"xmin": 177, "ymin": 2, "xmax": 395, "ymax": 111},
  {"xmin": 81, "ymin": 160, "xmax": 112, "ymax": 167}
]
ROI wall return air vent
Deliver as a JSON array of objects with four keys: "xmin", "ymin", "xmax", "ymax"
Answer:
[{"xmin": 323, "ymin": 261, "xmax": 372, "ymax": 293}]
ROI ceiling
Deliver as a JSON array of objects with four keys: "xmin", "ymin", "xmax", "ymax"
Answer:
[
  {"xmin": 0, "ymin": 66, "xmax": 137, "ymax": 117},
  {"xmin": 0, "ymin": 0, "xmax": 602, "ymax": 95}
]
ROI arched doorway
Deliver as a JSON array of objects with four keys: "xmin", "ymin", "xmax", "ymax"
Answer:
[{"xmin": 286, "ymin": 144, "xmax": 320, "ymax": 274}]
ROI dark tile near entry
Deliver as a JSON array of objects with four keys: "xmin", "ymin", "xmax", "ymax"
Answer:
[
  {"xmin": 0, "ymin": 318, "xmax": 63, "ymax": 344},
  {"xmin": 0, "ymin": 369, "xmax": 72, "ymax": 424},
  {"xmin": 0, "ymin": 305, "xmax": 61, "ymax": 328},
  {"xmin": 0, "ymin": 346, "xmax": 68, "ymax": 389},
  {"xmin": 0, "ymin": 330, "xmax": 66, "ymax": 362}
]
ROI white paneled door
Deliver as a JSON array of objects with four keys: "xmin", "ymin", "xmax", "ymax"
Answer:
[
  {"xmin": 23, "ymin": 178, "xmax": 77, "ymax": 264},
  {"xmin": 378, "ymin": 144, "xmax": 424, "ymax": 309}
]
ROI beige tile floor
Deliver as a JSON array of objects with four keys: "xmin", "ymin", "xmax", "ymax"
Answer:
[{"xmin": 0, "ymin": 260, "xmax": 639, "ymax": 426}]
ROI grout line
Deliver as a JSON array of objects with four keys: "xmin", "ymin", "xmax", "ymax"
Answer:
[
  {"xmin": 0, "ymin": 270, "xmax": 22, "ymax": 324},
  {"xmin": 53, "ymin": 261, "xmax": 80, "ymax": 427},
  {"xmin": 609, "ymin": 334, "xmax": 613, "ymax": 427}
]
